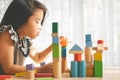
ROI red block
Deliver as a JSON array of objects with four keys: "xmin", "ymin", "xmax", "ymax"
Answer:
[
  {"xmin": 35, "ymin": 73, "xmax": 53, "ymax": 78},
  {"xmin": 74, "ymin": 54, "xmax": 82, "ymax": 61},
  {"xmin": 0, "ymin": 75, "xmax": 12, "ymax": 80}
]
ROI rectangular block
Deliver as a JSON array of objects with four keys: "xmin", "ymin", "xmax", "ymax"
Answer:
[
  {"xmin": 62, "ymin": 47, "xmax": 66, "ymax": 57},
  {"xmin": 15, "ymin": 71, "xmax": 29, "ymax": 77},
  {"xmin": 52, "ymin": 36, "xmax": 59, "ymax": 44},
  {"xmin": 94, "ymin": 52, "xmax": 102, "ymax": 61},
  {"xmin": 86, "ymin": 68, "xmax": 93, "ymax": 77},
  {"xmin": 94, "ymin": 61, "xmax": 103, "ymax": 77},
  {"xmin": 52, "ymin": 22, "xmax": 58, "ymax": 33},
  {"xmin": 86, "ymin": 34, "xmax": 91, "ymax": 41},
  {"xmin": 0, "ymin": 75, "xmax": 12, "ymax": 80},
  {"xmin": 52, "ymin": 44, "xmax": 61, "ymax": 58},
  {"xmin": 86, "ymin": 41, "xmax": 92, "ymax": 47},
  {"xmin": 86, "ymin": 62, "xmax": 93, "ymax": 69}
]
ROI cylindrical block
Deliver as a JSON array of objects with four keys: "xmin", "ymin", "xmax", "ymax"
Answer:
[
  {"xmin": 62, "ymin": 58, "xmax": 67, "ymax": 73},
  {"xmin": 74, "ymin": 54, "xmax": 82, "ymax": 61},
  {"xmin": 26, "ymin": 70, "xmax": 34, "ymax": 79},
  {"xmin": 78, "ymin": 61, "xmax": 86, "ymax": 77},
  {"xmin": 85, "ymin": 47, "xmax": 92, "ymax": 62},
  {"xmin": 53, "ymin": 60, "xmax": 62, "ymax": 78},
  {"xmin": 70, "ymin": 61, "xmax": 78, "ymax": 77}
]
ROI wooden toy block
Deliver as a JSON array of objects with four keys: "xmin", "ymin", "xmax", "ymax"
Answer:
[
  {"xmin": 15, "ymin": 71, "xmax": 29, "ymax": 77},
  {"xmin": 94, "ymin": 61, "xmax": 103, "ymax": 77},
  {"xmin": 94, "ymin": 52, "xmax": 102, "ymax": 61},
  {"xmin": 86, "ymin": 41, "xmax": 92, "ymax": 47},
  {"xmin": 69, "ymin": 50, "xmax": 83, "ymax": 54},
  {"xmin": 78, "ymin": 61, "xmax": 86, "ymax": 77},
  {"xmin": 86, "ymin": 62, "xmax": 93, "ymax": 69},
  {"xmin": 62, "ymin": 47, "xmax": 66, "ymax": 57},
  {"xmin": 52, "ymin": 33, "xmax": 58, "ymax": 37},
  {"xmin": 62, "ymin": 58, "xmax": 67, "ymax": 73},
  {"xmin": 86, "ymin": 68, "xmax": 93, "ymax": 77},
  {"xmin": 0, "ymin": 75, "xmax": 12, "ymax": 80},
  {"xmin": 53, "ymin": 58, "xmax": 60, "ymax": 62},
  {"xmin": 35, "ymin": 73, "xmax": 53, "ymax": 78},
  {"xmin": 52, "ymin": 36, "xmax": 59, "ymax": 44},
  {"xmin": 40, "ymin": 62, "xmax": 45, "ymax": 67},
  {"xmin": 86, "ymin": 34, "xmax": 91, "ymax": 41},
  {"xmin": 35, "ymin": 78, "xmax": 53, "ymax": 80},
  {"xmin": 26, "ymin": 70, "xmax": 35, "ymax": 79},
  {"xmin": 52, "ymin": 44, "xmax": 60, "ymax": 58},
  {"xmin": 69, "ymin": 44, "xmax": 83, "ymax": 54},
  {"xmin": 53, "ymin": 60, "xmax": 62, "ymax": 78},
  {"xmin": 52, "ymin": 22, "xmax": 58, "ymax": 33},
  {"xmin": 26, "ymin": 64, "xmax": 34, "ymax": 70},
  {"xmin": 85, "ymin": 47, "xmax": 92, "ymax": 62},
  {"xmin": 74, "ymin": 54, "xmax": 82, "ymax": 61},
  {"xmin": 92, "ymin": 47, "xmax": 108, "ymax": 51},
  {"xmin": 70, "ymin": 61, "xmax": 78, "ymax": 77}
]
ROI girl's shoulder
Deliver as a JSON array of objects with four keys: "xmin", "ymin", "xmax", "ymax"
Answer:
[
  {"xmin": 0, "ymin": 25, "xmax": 18, "ymax": 43},
  {"xmin": 0, "ymin": 31, "xmax": 14, "ymax": 45}
]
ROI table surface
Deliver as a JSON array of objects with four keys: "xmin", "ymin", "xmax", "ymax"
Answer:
[{"xmin": 6, "ymin": 68, "xmax": 120, "ymax": 80}]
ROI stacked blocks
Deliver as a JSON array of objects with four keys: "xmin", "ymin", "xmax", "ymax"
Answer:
[
  {"xmin": 85, "ymin": 34, "xmax": 93, "ymax": 77},
  {"xmin": 60, "ymin": 36, "xmax": 68, "ymax": 73},
  {"xmin": 69, "ymin": 44, "xmax": 86, "ymax": 77},
  {"xmin": 52, "ymin": 22, "xmax": 61, "ymax": 78},
  {"xmin": 93, "ymin": 40, "xmax": 108, "ymax": 77}
]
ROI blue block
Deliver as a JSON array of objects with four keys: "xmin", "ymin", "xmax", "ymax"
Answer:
[
  {"xmin": 52, "ymin": 36, "xmax": 59, "ymax": 44},
  {"xmin": 78, "ymin": 61, "xmax": 86, "ymax": 77},
  {"xmin": 86, "ymin": 41, "xmax": 92, "ymax": 47},
  {"xmin": 62, "ymin": 47, "xmax": 66, "ymax": 57},
  {"xmin": 71, "ymin": 61, "xmax": 78, "ymax": 77},
  {"xmin": 86, "ymin": 34, "xmax": 91, "ymax": 41}
]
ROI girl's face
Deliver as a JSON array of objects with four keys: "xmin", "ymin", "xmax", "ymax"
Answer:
[{"xmin": 18, "ymin": 9, "xmax": 44, "ymax": 39}]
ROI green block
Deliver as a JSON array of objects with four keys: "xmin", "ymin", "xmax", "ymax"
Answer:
[
  {"xmin": 35, "ymin": 78, "xmax": 53, "ymax": 80},
  {"xmin": 94, "ymin": 61, "xmax": 103, "ymax": 77},
  {"xmin": 52, "ymin": 22, "xmax": 58, "ymax": 33},
  {"xmin": 52, "ymin": 44, "xmax": 61, "ymax": 58}
]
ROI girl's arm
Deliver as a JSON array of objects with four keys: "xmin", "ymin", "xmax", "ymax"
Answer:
[
  {"xmin": 0, "ymin": 32, "xmax": 26, "ymax": 74},
  {"xmin": 29, "ymin": 44, "xmax": 52, "ymax": 63}
]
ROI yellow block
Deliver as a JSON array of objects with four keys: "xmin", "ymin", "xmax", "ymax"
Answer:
[
  {"xmin": 94, "ymin": 52, "xmax": 102, "ymax": 61},
  {"xmin": 15, "ymin": 71, "xmax": 29, "ymax": 77}
]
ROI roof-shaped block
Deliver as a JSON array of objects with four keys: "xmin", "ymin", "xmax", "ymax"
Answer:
[{"xmin": 69, "ymin": 44, "xmax": 83, "ymax": 54}]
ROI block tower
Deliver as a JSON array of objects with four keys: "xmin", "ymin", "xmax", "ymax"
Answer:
[
  {"xmin": 69, "ymin": 44, "xmax": 86, "ymax": 77},
  {"xmin": 85, "ymin": 34, "xmax": 93, "ymax": 77},
  {"xmin": 60, "ymin": 36, "xmax": 68, "ymax": 73},
  {"xmin": 52, "ymin": 22, "xmax": 61, "ymax": 78},
  {"xmin": 93, "ymin": 40, "xmax": 108, "ymax": 77}
]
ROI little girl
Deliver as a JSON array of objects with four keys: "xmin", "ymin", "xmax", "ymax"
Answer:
[{"xmin": 0, "ymin": 0, "xmax": 52, "ymax": 74}]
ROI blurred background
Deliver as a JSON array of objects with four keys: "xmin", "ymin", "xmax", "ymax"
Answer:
[{"xmin": 0, "ymin": 0, "xmax": 120, "ymax": 68}]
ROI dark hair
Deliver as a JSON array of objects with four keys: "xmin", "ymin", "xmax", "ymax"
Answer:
[{"xmin": 0, "ymin": 0, "xmax": 47, "ymax": 31}]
